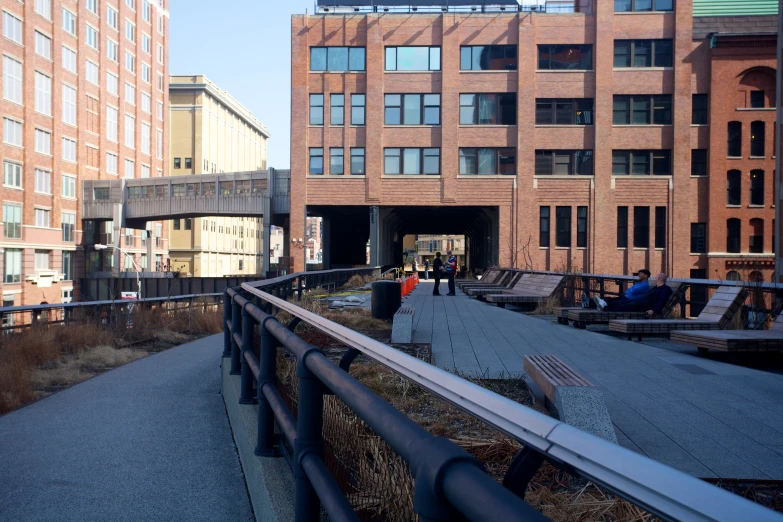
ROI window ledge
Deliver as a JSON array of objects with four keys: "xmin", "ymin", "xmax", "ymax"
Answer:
[
  {"xmin": 457, "ymin": 175, "xmax": 516, "ymax": 179},
  {"xmin": 749, "ymin": 156, "xmax": 766, "ymax": 160},
  {"xmin": 689, "ymin": 253, "xmax": 707, "ymax": 256},
  {"xmin": 634, "ymin": 248, "xmax": 649, "ymax": 251},
  {"xmin": 748, "ymin": 205, "xmax": 765, "ymax": 208},
  {"xmin": 612, "ymin": 124, "xmax": 671, "ymax": 128},
  {"xmin": 690, "ymin": 175, "xmax": 708, "ymax": 178},
  {"xmin": 536, "ymin": 69, "xmax": 594, "ymax": 73},
  {"xmin": 535, "ymin": 124, "xmax": 592, "ymax": 128},
  {"xmin": 727, "ymin": 156, "xmax": 742, "ymax": 160},
  {"xmin": 691, "ymin": 124, "xmax": 710, "ymax": 127},
  {"xmin": 384, "ymin": 70, "xmax": 440, "ymax": 74},
  {"xmin": 459, "ymin": 70, "xmax": 516, "ymax": 74},
  {"xmin": 384, "ymin": 125, "xmax": 441, "ymax": 128},
  {"xmin": 614, "ymin": 11, "xmax": 673, "ymax": 15},
  {"xmin": 612, "ymin": 175, "xmax": 672, "ymax": 179},
  {"xmin": 726, "ymin": 205, "xmax": 741, "ymax": 208},
  {"xmin": 307, "ymin": 175, "xmax": 365, "ymax": 179},
  {"xmin": 3, "ymin": 186, "xmax": 23, "ymax": 192},
  {"xmin": 309, "ymin": 71, "xmax": 366, "ymax": 75},
  {"xmin": 534, "ymin": 175, "xmax": 594, "ymax": 179},
  {"xmin": 459, "ymin": 125, "xmax": 517, "ymax": 128},
  {"xmin": 737, "ymin": 107, "xmax": 776, "ymax": 111},
  {"xmin": 383, "ymin": 175, "xmax": 440, "ymax": 179},
  {"xmin": 539, "ymin": 247, "xmax": 549, "ymax": 250},
  {"xmin": 613, "ymin": 67, "xmax": 673, "ymax": 71}
]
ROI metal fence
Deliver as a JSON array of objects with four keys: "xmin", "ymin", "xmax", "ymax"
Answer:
[
  {"xmin": 80, "ymin": 276, "xmax": 262, "ymax": 301},
  {"xmin": 225, "ymin": 267, "xmax": 781, "ymax": 522}
]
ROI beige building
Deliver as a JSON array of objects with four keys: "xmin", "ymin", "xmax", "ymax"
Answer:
[{"xmin": 167, "ymin": 75, "xmax": 270, "ymax": 276}]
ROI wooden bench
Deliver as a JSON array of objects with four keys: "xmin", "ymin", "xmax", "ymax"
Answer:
[
  {"xmin": 457, "ymin": 268, "xmax": 502, "ymax": 290},
  {"xmin": 466, "ymin": 272, "xmax": 524, "ymax": 297},
  {"xmin": 391, "ymin": 306, "xmax": 415, "ymax": 344},
  {"xmin": 670, "ymin": 311, "xmax": 783, "ymax": 355},
  {"xmin": 483, "ymin": 275, "xmax": 565, "ymax": 308},
  {"xmin": 554, "ymin": 306, "xmax": 580, "ymax": 325},
  {"xmin": 608, "ymin": 286, "xmax": 747, "ymax": 341},
  {"xmin": 523, "ymin": 355, "xmax": 617, "ymax": 443},
  {"xmin": 567, "ymin": 281, "xmax": 684, "ymax": 329}
]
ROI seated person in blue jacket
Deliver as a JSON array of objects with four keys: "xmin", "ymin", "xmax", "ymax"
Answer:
[
  {"xmin": 594, "ymin": 273, "xmax": 673, "ymax": 316},
  {"xmin": 583, "ymin": 269, "xmax": 651, "ymax": 309}
]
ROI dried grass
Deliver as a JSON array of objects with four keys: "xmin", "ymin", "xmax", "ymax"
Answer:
[
  {"xmin": 534, "ymin": 295, "xmax": 562, "ymax": 315},
  {"xmin": 341, "ymin": 274, "xmax": 381, "ymax": 289}
]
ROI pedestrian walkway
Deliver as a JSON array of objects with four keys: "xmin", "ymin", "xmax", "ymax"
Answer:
[
  {"xmin": 0, "ymin": 335, "xmax": 253, "ymax": 522},
  {"xmin": 404, "ymin": 281, "xmax": 783, "ymax": 480}
]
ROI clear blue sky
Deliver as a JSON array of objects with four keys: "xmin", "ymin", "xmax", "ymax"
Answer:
[{"xmin": 169, "ymin": 0, "xmax": 313, "ymax": 169}]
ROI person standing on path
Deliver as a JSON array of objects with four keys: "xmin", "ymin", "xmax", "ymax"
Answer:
[
  {"xmin": 432, "ymin": 252, "xmax": 443, "ymax": 296},
  {"xmin": 411, "ymin": 258, "xmax": 418, "ymax": 275},
  {"xmin": 445, "ymin": 250, "xmax": 457, "ymax": 296},
  {"xmin": 424, "ymin": 259, "xmax": 430, "ymax": 280}
]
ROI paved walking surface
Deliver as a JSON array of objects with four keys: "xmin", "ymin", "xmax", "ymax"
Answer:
[
  {"xmin": 405, "ymin": 281, "xmax": 783, "ymax": 480},
  {"xmin": 0, "ymin": 335, "xmax": 253, "ymax": 522}
]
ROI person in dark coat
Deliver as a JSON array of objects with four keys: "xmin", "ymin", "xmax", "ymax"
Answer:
[
  {"xmin": 424, "ymin": 259, "xmax": 430, "ymax": 280},
  {"xmin": 432, "ymin": 252, "xmax": 443, "ymax": 296},
  {"xmin": 445, "ymin": 250, "xmax": 457, "ymax": 296}
]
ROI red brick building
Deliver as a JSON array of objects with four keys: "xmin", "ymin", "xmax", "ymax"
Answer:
[{"xmin": 290, "ymin": 1, "xmax": 779, "ymax": 281}]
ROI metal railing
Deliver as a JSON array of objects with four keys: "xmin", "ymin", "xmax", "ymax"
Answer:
[
  {"xmin": 314, "ymin": 2, "xmax": 593, "ymax": 14},
  {"xmin": 225, "ymin": 267, "xmax": 782, "ymax": 522}
]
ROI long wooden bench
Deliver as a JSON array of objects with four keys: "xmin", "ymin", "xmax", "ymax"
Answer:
[
  {"xmin": 457, "ymin": 268, "xmax": 503, "ymax": 290},
  {"xmin": 483, "ymin": 274, "xmax": 565, "ymax": 308},
  {"xmin": 566, "ymin": 282, "xmax": 684, "ymax": 329},
  {"xmin": 524, "ymin": 355, "xmax": 592, "ymax": 401},
  {"xmin": 554, "ymin": 306, "xmax": 580, "ymax": 325},
  {"xmin": 608, "ymin": 286, "xmax": 747, "ymax": 341},
  {"xmin": 466, "ymin": 272, "xmax": 524, "ymax": 297},
  {"xmin": 670, "ymin": 311, "xmax": 783, "ymax": 355}
]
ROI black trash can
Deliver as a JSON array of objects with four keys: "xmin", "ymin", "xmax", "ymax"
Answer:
[{"xmin": 371, "ymin": 280, "xmax": 401, "ymax": 319}]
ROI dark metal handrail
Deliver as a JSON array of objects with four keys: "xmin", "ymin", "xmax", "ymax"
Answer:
[{"xmin": 227, "ymin": 268, "xmax": 782, "ymax": 521}]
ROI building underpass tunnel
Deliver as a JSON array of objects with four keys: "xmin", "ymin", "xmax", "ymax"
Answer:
[{"xmin": 307, "ymin": 206, "xmax": 499, "ymax": 273}]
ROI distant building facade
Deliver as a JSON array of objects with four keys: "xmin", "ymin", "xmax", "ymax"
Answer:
[{"xmin": 167, "ymin": 75, "xmax": 270, "ymax": 276}]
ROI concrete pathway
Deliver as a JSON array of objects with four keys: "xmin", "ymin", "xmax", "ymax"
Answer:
[
  {"xmin": 405, "ymin": 281, "xmax": 783, "ymax": 480},
  {"xmin": 0, "ymin": 335, "xmax": 253, "ymax": 522}
]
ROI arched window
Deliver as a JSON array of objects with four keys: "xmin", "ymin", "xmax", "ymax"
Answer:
[
  {"xmin": 726, "ymin": 270, "xmax": 741, "ymax": 281},
  {"xmin": 727, "ymin": 170, "xmax": 741, "ymax": 205},
  {"xmin": 750, "ymin": 121, "xmax": 765, "ymax": 157},
  {"xmin": 750, "ymin": 170, "xmax": 764, "ymax": 206},
  {"xmin": 727, "ymin": 218, "xmax": 741, "ymax": 253},
  {"xmin": 738, "ymin": 67, "xmax": 776, "ymax": 109},
  {"xmin": 727, "ymin": 121, "xmax": 742, "ymax": 157},
  {"xmin": 748, "ymin": 271, "xmax": 764, "ymax": 283},
  {"xmin": 749, "ymin": 218, "xmax": 764, "ymax": 253}
]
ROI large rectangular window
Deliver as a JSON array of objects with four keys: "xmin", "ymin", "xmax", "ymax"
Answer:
[
  {"xmin": 612, "ymin": 150, "xmax": 671, "ymax": 175},
  {"xmin": 3, "ymin": 11, "xmax": 23, "ymax": 44},
  {"xmin": 617, "ymin": 207, "xmax": 628, "ymax": 248},
  {"xmin": 4, "ymin": 118, "xmax": 22, "ymax": 147},
  {"xmin": 690, "ymin": 223, "xmax": 707, "ymax": 253},
  {"xmin": 460, "ymin": 45, "xmax": 517, "ymax": 71},
  {"xmin": 750, "ymin": 121, "xmax": 765, "ymax": 157},
  {"xmin": 384, "ymin": 148, "xmax": 440, "ymax": 175},
  {"xmin": 634, "ymin": 207, "xmax": 650, "ymax": 248},
  {"xmin": 351, "ymin": 94, "xmax": 365, "ymax": 125},
  {"xmin": 309, "ymin": 148, "xmax": 323, "ymax": 175},
  {"xmin": 727, "ymin": 219, "xmax": 741, "ymax": 253},
  {"xmin": 62, "ymin": 85, "xmax": 77, "ymax": 125},
  {"xmin": 63, "ymin": 46, "xmax": 77, "ymax": 73},
  {"xmin": 62, "ymin": 251, "xmax": 74, "ymax": 281},
  {"xmin": 3, "ymin": 203, "xmax": 21, "ymax": 239},
  {"xmin": 655, "ymin": 206, "xmax": 666, "ymax": 248},
  {"xmin": 750, "ymin": 90, "xmax": 766, "ymax": 109},
  {"xmin": 350, "ymin": 148, "xmax": 365, "ymax": 175},
  {"xmin": 540, "ymin": 207, "xmax": 550, "ymax": 247},
  {"xmin": 329, "ymin": 148, "xmax": 344, "ymax": 175},
  {"xmin": 727, "ymin": 121, "xmax": 742, "ymax": 157},
  {"xmin": 330, "ymin": 94, "xmax": 344, "ymax": 125},
  {"xmin": 35, "ymin": 72, "xmax": 52, "ymax": 116},
  {"xmin": 538, "ymin": 45, "xmax": 593, "ymax": 70},
  {"xmin": 34, "ymin": 129, "xmax": 51, "ymax": 154},
  {"xmin": 35, "ymin": 31, "xmax": 52, "ymax": 59},
  {"xmin": 577, "ymin": 207, "xmax": 588, "ymax": 248},
  {"xmin": 34, "ymin": 208, "xmax": 50, "ymax": 228},
  {"xmin": 385, "ymin": 46, "xmax": 440, "ymax": 71},
  {"xmin": 535, "ymin": 150, "xmax": 593, "ymax": 175},
  {"xmin": 384, "ymin": 94, "xmax": 440, "ymax": 125},
  {"xmin": 459, "ymin": 148, "xmax": 516, "ymax": 175},
  {"xmin": 750, "ymin": 170, "xmax": 765, "ymax": 206},
  {"xmin": 460, "ymin": 94, "xmax": 516, "ymax": 125},
  {"xmin": 310, "ymin": 47, "xmax": 365, "ymax": 72},
  {"xmin": 3, "ymin": 56, "xmax": 22, "ymax": 104},
  {"xmin": 4, "ymin": 249, "xmax": 21, "ymax": 283},
  {"xmin": 691, "ymin": 149, "xmax": 707, "ymax": 176},
  {"xmin": 692, "ymin": 94, "xmax": 708, "ymax": 124},
  {"xmin": 615, "ymin": 0, "xmax": 673, "ymax": 11},
  {"xmin": 3, "ymin": 161, "xmax": 22, "ymax": 188},
  {"xmin": 535, "ymin": 98, "xmax": 593, "ymax": 125},
  {"xmin": 309, "ymin": 94, "xmax": 324, "ymax": 125},
  {"xmin": 35, "ymin": 250, "xmax": 50, "ymax": 270},
  {"xmin": 614, "ymin": 39, "xmax": 672, "ymax": 68},
  {"xmin": 555, "ymin": 207, "xmax": 572, "ymax": 247},
  {"xmin": 62, "ymin": 212, "xmax": 76, "ymax": 242},
  {"xmin": 613, "ymin": 95, "xmax": 671, "ymax": 125},
  {"xmin": 35, "ymin": 169, "xmax": 50, "ymax": 194}
]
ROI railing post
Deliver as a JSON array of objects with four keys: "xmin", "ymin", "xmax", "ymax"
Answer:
[
  {"xmin": 230, "ymin": 297, "xmax": 242, "ymax": 375},
  {"xmin": 240, "ymin": 305, "xmax": 256, "ymax": 404},
  {"xmin": 256, "ymin": 316, "xmax": 279, "ymax": 457},
  {"xmin": 223, "ymin": 291, "xmax": 232, "ymax": 358},
  {"xmin": 297, "ymin": 276, "xmax": 303, "ymax": 301},
  {"xmin": 294, "ymin": 351, "xmax": 324, "ymax": 522}
]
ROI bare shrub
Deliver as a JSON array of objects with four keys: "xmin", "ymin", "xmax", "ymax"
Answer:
[{"xmin": 534, "ymin": 295, "xmax": 561, "ymax": 316}]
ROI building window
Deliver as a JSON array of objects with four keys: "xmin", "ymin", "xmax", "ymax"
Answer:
[
  {"xmin": 385, "ymin": 46, "xmax": 440, "ymax": 71},
  {"xmin": 460, "ymin": 45, "xmax": 517, "ymax": 71},
  {"xmin": 459, "ymin": 148, "xmax": 516, "ymax": 175},
  {"xmin": 727, "ymin": 121, "xmax": 742, "ymax": 157},
  {"xmin": 141, "ymin": 92, "xmax": 151, "ymax": 113},
  {"xmin": 106, "ymin": 153, "xmax": 118, "ymax": 175},
  {"xmin": 692, "ymin": 94, "xmax": 708, "ymax": 124},
  {"xmin": 86, "ymin": 0, "xmax": 98, "ymax": 14},
  {"xmin": 384, "ymin": 94, "xmax": 440, "ymax": 125},
  {"xmin": 691, "ymin": 149, "xmax": 707, "ymax": 176},
  {"xmin": 63, "ymin": 47, "xmax": 78, "ymax": 73},
  {"xmin": 4, "ymin": 249, "xmax": 21, "ymax": 283},
  {"xmin": 62, "ymin": 251, "xmax": 74, "ymax": 281},
  {"xmin": 62, "ymin": 137, "xmax": 77, "ymax": 162},
  {"xmin": 126, "ymin": 82, "xmax": 136, "ymax": 104},
  {"xmin": 538, "ymin": 44, "xmax": 592, "ymax": 70},
  {"xmin": 107, "ymin": 6, "xmax": 118, "ymax": 28},
  {"xmin": 142, "ymin": 34, "xmax": 151, "ymax": 54},
  {"xmin": 62, "ymin": 175, "xmax": 76, "ymax": 198},
  {"xmin": 62, "ymin": 212, "xmax": 76, "ymax": 242},
  {"xmin": 555, "ymin": 207, "xmax": 571, "ymax": 247},
  {"xmin": 634, "ymin": 207, "xmax": 650, "ymax": 248},
  {"xmin": 727, "ymin": 169, "xmax": 741, "ymax": 205},
  {"xmin": 62, "ymin": 9, "xmax": 77, "ymax": 36},
  {"xmin": 184, "ymin": 219, "xmax": 192, "ymax": 231},
  {"xmin": 173, "ymin": 219, "xmax": 180, "ymax": 230},
  {"xmin": 62, "ymin": 85, "xmax": 77, "ymax": 125},
  {"xmin": 655, "ymin": 206, "xmax": 666, "ymax": 248},
  {"xmin": 309, "ymin": 94, "xmax": 323, "ymax": 125},
  {"xmin": 750, "ymin": 169, "xmax": 764, "ymax": 206},
  {"xmin": 577, "ymin": 207, "xmax": 588, "ymax": 248},
  {"xmin": 385, "ymin": 148, "xmax": 440, "ymax": 175},
  {"xmin": 727, "ymin": 218, "xmax": 741, "ymax": 253},
  {"xmin": 35, "ymin": 72, "xmax": 52, "ymax": 116},
  {"xmin": 612, "ymin": 150, "xmax": 671, "ymax": 175},
  {"xmin": 34, "ymin": 128, "xmax": 51, "ymax": 154},
  {"xmin": 126, "ymin": 20, "xmax": 135, "ymax": 42},
  {"xmin": 614, "ymin": 0, "xmax": 673, "ymax": 11},
  {"xmin": 86, "ymin": 60, "xmax": 99, "ymax": 84},
  {"xmin": 35, "ymin": 169, "xmax": 51, "ymax": 194},
  {"xmin": 34, "ymin": 208, "xmax": 50, "ymax": 228},
  {"xmin": 539, "ymin": 207, "xmax": 550, "ymax": 247},
  {"xmin": 690, "ymin": 223, "xmax": 707, "ymax": 253},
  {"xmin": 329, "ymin": 148, "xmax": 344, "ymax": 175},
  {"xmin": 107, "ymin": 73, "xmax": 119, "ymax": 95},
  {"xmin": 617, "ymin": 207, "xmax": 629, "ymax": 248},
  {"xmin": 35, "ymin": 31, "xmax": 52, "ymax": 59},
  {"xmin": 535, "ymin": 150, "xmax": 593, "ymax": 175},
  {"xmin": 86, "ymin": 25, "xmax": 99, "ymax": 50},
  {"xmin": 126, "ymin": 52, "xmax": 135, "ymax": 73},
  {"xmin": 3, "ymin": 56, "xmax": 23, "ymax": 104},
  {"xmin": 4, "ymin": 161, "xmax": 22, "ymax": 188},
  {"xmin": 614, "ymin": 39, "xmax": 672, "ymax": 68},
  {"xmin": 107, "ymin": 106, "xmax": 118, "ymax": 141},
  {"xmin": 613, "ymin": 95, "xmax": 672, "ymax": 125},
  {"xmin": 173, "ymin": 158, "xmax": 181, "ymax": 169},
  {"xmin": 750, "ymin": 90, "xmax": 765, "ymax": 109},
  {"xmin": 3, "ymin": 11, "xmax": 23, "ymax": 44},
  {"xmin": 35, "ymin": 0, "xmax": 52, "ymax": 18},
  {"xmin": 309, "ymin": 148, "xmax": 324, "ymax": 175},
  {"xmin": 350, "ymin": 148, "xmax": 365, "ymax": 175},
  {"xmin": 3, "ymin": 118, "xmax": 23, "ymax": 147},
  {"xmin": 125, "ymin": 159, "xmax": 134, "ymax": 179},
  {"xmin": 460, "ymin": 94, "xmax": 516, "ymax": 125},
  {"xmin": 3, "ymin": 203, "xmax": 22, "ymax": 239},
  {"xmin": 184, "ymin": 158, "xmax": 192, "ymax": 169},
  {"xmin": 125, "ymin": 115, "xmax": 135, "ymax": 148},
  {"xmin": 535, "ymin": 98, "xmax": 593, "ymax": 125},
  {"xmin": 330, "ymin": 94, "xmax": 344, "ymax": 125},
  {"xmin": 750, "ymin": 121, "xmax": 765, "ymax": 157},
  {"xmin": 141, "ymin": 63, "xmax": 151, "ymax": 83},
  {"xmin": 350, "ymin": 94, "xmax": 366, "ymax": 126},
  {"xmin": 750, "ymin": 218, "xmax": 764, "ymax": 253},
  {"xmin": 310, "ymin": 47, "xmax": 365, "ymax": 72},
  {"xmin": 141, "ymin": 123, "xmax": 151, "ymax": 154}
]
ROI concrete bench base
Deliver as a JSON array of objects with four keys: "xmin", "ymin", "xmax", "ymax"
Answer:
[
  {"xmin": 553, "ymin": 387, "xmax": 618, "ymax": 444},
  {"xmin": 391, "ymin": 306, "xmax": 415, "ymax": 344}
]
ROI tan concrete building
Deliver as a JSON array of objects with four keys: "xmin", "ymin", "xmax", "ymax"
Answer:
[{"xmin": 167, "ymin": 75, "xmax": 270, "ymax": 276}]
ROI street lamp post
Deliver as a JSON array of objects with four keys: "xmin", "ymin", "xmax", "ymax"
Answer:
[{"xmin": 94, "ymin": 244, "xmax": 143, "ymax": 300}]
